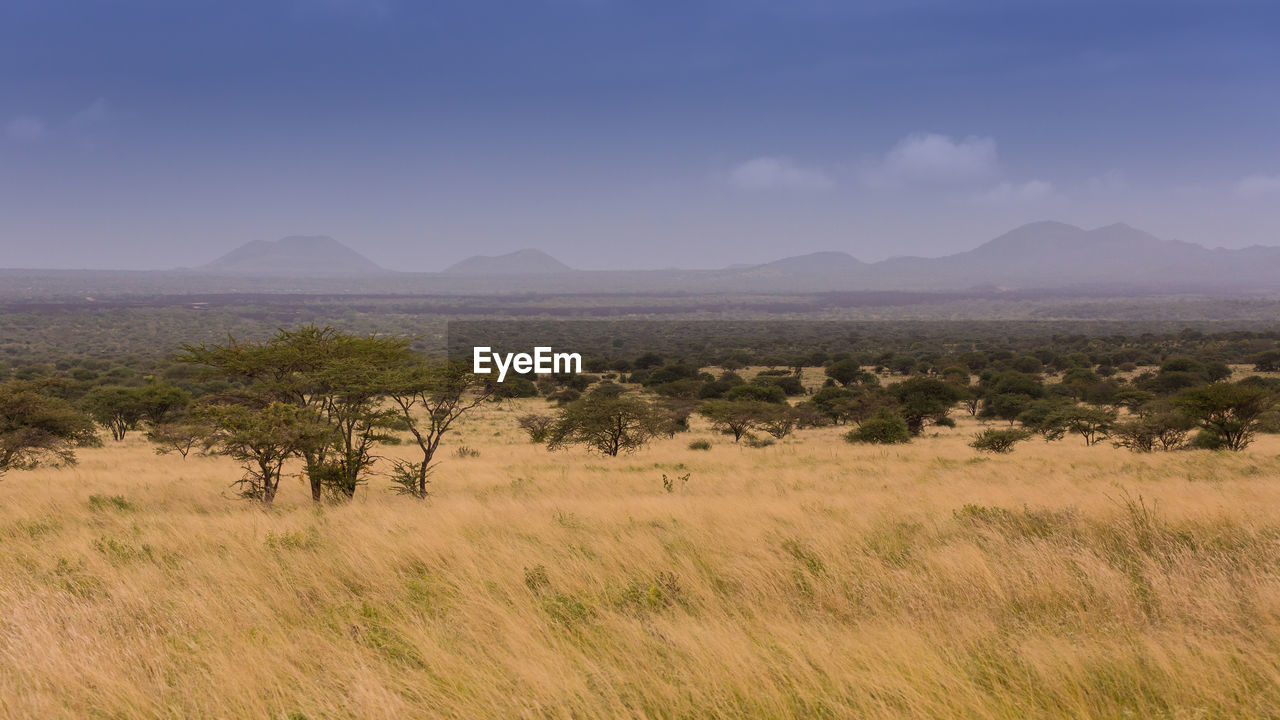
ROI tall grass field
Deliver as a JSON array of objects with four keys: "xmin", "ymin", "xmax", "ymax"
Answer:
[{"xmin": 3, "ymin": 402, "xmax": 1279, "ymax": 718}]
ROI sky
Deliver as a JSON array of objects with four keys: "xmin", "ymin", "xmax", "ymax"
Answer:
[{"xmin": 1, "ymin": 0, "xmax": 1279, "ymax": 271}]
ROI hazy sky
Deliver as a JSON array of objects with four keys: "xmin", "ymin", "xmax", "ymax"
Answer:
[{"xmin": 2, "ymin": 0, "xmax": 1279, "ymax": 271}]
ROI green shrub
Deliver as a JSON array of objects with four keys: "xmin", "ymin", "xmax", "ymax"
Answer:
[
  {"xmin": 844, "ymin": 409, "xmax": 911, "ymax": 445},
  {"xmin": 726, "ymin": 384, "xmax": 787, "ymax": 404},
  {"xmin": 1190, "ymin": 429, "xmax": 1227, "ymax": 450},
  {"xmin": 687, "ymin": 439, "xmax": 711, "ymax": 451},
  {"xmin": 969, "ymin": 428, "xmax": 1032, "ymax": 454}
]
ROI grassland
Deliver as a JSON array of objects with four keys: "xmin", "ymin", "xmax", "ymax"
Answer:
[{"xmin": 3, "ymin": 403, "xmax": 1280, "ymax": 719}]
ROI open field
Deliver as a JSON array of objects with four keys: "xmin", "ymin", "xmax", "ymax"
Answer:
[{"xmin": 3, "ymin": 404, "xmax": 1280, "ymax": 719}]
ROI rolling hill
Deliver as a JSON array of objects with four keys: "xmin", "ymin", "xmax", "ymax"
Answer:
[
  {"xmin": 201, "ymin": 236, "xmax": 384, "ymax": 276},
  {"xmin": 442, "ymin": 249, "xmax": 573, "ymax": 275},
  {"xmin": 7, "ymin": 222, "xmax": 1279, "ymax": 297},
  {"xmin": 750, "ymin": 221, "xmax": 1280, "ymax": 291}
]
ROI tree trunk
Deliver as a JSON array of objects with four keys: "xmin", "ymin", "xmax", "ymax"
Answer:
[{"xmin": 303, "ymin": 453, "xmax": 322, "ymax": 502}]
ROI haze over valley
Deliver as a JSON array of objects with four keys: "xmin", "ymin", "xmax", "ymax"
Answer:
[{"xmin": 5, "ymin": 221, "xmax": 1279, "ymax": 300}]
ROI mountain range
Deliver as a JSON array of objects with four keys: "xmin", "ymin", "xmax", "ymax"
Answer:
[{"xmin": 165, "ymin": 221, "xmax": 1280, "ymax": 293}]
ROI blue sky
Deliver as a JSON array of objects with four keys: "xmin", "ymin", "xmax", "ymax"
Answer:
[{"xmin": 1, "ymin": 0, "xmax": 1278, "ymax": 270}]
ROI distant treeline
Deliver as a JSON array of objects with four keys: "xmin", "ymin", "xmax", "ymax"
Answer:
[
  {"xmin": 6, "ymin": 316, "xmax": 1280, "ymax": 390},
  {"xmin": 5, "ymin": 323, "xmax": 1280, "ymax": 502},
  {"xmin": 6, "ymin": 290, "xmax": 1280, "ymax": 367}
]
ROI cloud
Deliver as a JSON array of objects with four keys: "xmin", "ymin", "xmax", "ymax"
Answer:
[
  {"xmin": 1085, "ymin": 170, "xmax": 1127, "ymax": 195},
  {"xmin": 5, "ymin": 115, "xmax": 47, "ymax": 142},
  {"xmin": 6, "ymin": 99, "xmax": 115, "ymax": 145},
  {"xmin": 68, "ymin": 98, "xmax": 111, "ymax": 130},
  {"xmin": 1236, "ymin": 174, "xmax": 1280, "ymax": 198},
  {"xmin": 974, "ymin": 179, "xmax": 1060, "ymax": 206},
  {"xmin": 863, "ymin": 132, "xmax": 998, "ymax": 187},
  {"xmin": 728, "ymin": 156, "xmax": 832, "ymax": 191}
]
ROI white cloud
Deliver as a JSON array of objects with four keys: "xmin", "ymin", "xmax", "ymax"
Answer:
[
  {"xmin": 863, "ymin": 132, "xmax": 998, "ymax": 187},
  {"xmin": 974, "ymin": 180, "xmax": 1061, "ymax": 206},
  {"xmin": 6, "ymin": 100, "xmax": 115, "ymax": 144},
  {"xmin": 728, "ymin": 156, "xmax": 832, "ymax": 191},
  {"xmin": 1085, "ymin": 170, "xmax": 1127, "ymax": 195},
  {"xmin": 6, "ymin": 115, "xmax": 47, "ymax": 142},
  {"xmin": 68, "ymin": 98, "xmax": 111, "ymax": 130},
  {"xmin": 1236, "ymin": 174, "xmax": 1280, "ymax": 198}
]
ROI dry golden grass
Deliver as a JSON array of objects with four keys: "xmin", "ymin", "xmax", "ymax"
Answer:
[{"xmin": 3, "ymin": 402, "xmax": 1280, "ymax": 719}]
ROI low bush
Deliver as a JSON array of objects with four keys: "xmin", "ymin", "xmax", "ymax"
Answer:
[
  {"xmin": 970, "ymin": 428, "xmax": 1032, "ymax": 454},
  {"xmin": 844, "ymin": 409, "xmax": 911, "ymax": 445}
]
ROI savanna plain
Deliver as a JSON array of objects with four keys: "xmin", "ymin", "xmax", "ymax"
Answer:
[{"xmin": 3, "ymin": 398, "xmax": 1280, "ymax": 719}]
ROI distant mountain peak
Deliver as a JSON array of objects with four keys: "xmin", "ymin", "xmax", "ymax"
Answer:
[
  {"xmin": 973, "ymin": 221, "xmax": 1086, "ymax": 252},
  {"xmin": 752, "ymin": 251, "xmax": 864, "ymax": 274},
  {"xmin": 201, "ymin": 236, "xmax": 383, "ymax": 276},
  {"xmin": 443, "ymin": 249, "xmax": 573, "ymax": 275}
]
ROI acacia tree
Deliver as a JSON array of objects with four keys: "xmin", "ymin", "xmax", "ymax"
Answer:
[
  {"xmin": 387, "ymin": 362, "xmax": 492, "ymax": 498},
  {"xmin": 136, "ymin": 383, "xmax": 191, "ymax": 427},
  {"xmin": 1175, "ymin": 382, "xmax": 1276, "ymax": 451},
  {"xmin": 985, "ymin": 393, "xmax": 1035, "ymax": 425},
  {"xmin": 890, "ymin": 377, "xmax": 965, "ymax": 435},
  {"xmin": 1111, "ymin": 401, "xmax": 1195, "ymax": 453},
  {"xmin": 699, "ymin": 399, "xmax": 775, "ymax": 442},
  {"xmin": 804, "ymin": 387, "xmax": 855, "ymax": 425},
  {"xmin": 970, "ymin": 428, "xmax": 1032, "ymax": 454},
  {"xmin": 306, "ymin": 342, "xmax": 409, "ymax": 500},
  {"xmin": 181, "ymin": 327, "xmax": 336, "ymax": 500},
  {"xmin": 758, "ymin": 406, "xmax": 800, "ymax": 439},
  {"xmin": 1050, "ymin": 406, "xmax": 1118, "ymax": 446},
  {"xmin": 547, "ymin": 392, "xmax": 665, "ymax": 456},
  {"xmin": 517, "ymin": 413, "xmax": 556, "ymax": 442},
  {"xmin": 82, "ymin": 386, "xmax": 145, "ymax": 441},
  {"xmin": 825, "ymin": 360, "xmax": 873, "ymax": 388},
  {"xmin": 147, "ymin": 422, "xmax": 206, "ymax": 459},
  {"xmin": 196, "ymin": 401, "xmax": 329, "ymax": 504},
  {"xmin": 0, "ymin": 381, "xmax": 97, "ymax": 478},
  {"xmin": 180, "ymin": 326, "xmax": 414, "ymax": 501},
  {"xmin": 803, "ymin": 386, "xmax": 894, "ymax": 427},
  {"xmin": 655, "ymin": 396, "xmax": 699, "ymax": 437},
  {"xmin": 1017, "ymin": 398, "xmax": 1069, "ymax": 441}
]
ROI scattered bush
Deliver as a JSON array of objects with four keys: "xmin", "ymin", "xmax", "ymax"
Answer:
[
  {"xmin": 687, "ymin": 439, "xmax": 711, "ymax": 451},
  {"xmin": 661, "ymin": 473, "xmax": 690, "ymax": 492},
  {"xmin": 516, "ymin": 413, "xmax": 555, "ymax": 443},
  {"xmin": 725, "ymin": 384, "xmax": 787, "ymax": 404},
  {"xmin": 1111, "ymin": 406, "xmax": 1194, "ymax": 452},
  {"xmin": 844, "ymin": 409, "xmax": 911, "ymax": 445},
  {"xmin": 970, "ymin": 428, "xmax": 1032, "ymax": 454}
]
